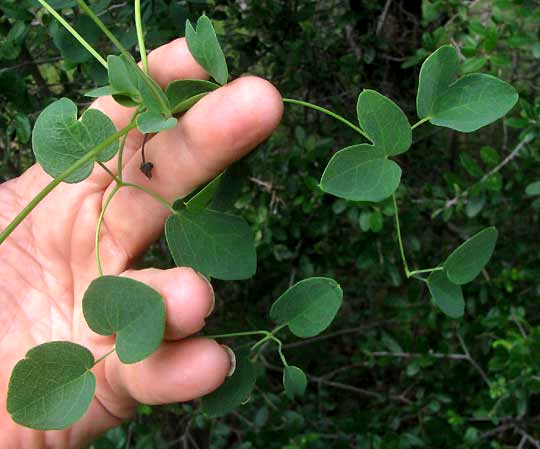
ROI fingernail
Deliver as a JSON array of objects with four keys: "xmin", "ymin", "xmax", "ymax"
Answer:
[
  {"xmin": 221, "ymin": 345, "xmax": 236, "ymax": 377},
  {"xmin": 197, "ymin": 272, "xmax": 215, "ymax": 317}
]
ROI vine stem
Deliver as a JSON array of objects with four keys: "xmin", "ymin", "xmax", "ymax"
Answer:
[
  {"xmin": 204, "ymin": 330, "xmax": 270, "ymax": 339},
  {"xmin": 75, "ymin": 0, "xmax": 128, "ymax": 55},
  {"xmin": 282, "ymin": 98, "xmax": 370, "ymax": 140},
  {"xmin": 134, "ymin": 0, "xmax": 149, "ymax": 74},
  {"xmin": 95, "ymin": 184, "xmax": 121, "ymax": 276},
  {"xmin": 0, "ymin": 124, "xmax": 136, "ymax": 245},
  {"xmin": 392, "ymin": 193, "xmax": 410, "ymax": 277},
  {"xmin": 408, "ymin": 267, "xmax": 444, "ymax": 277},
  {"xmin": 37, "ymin": 0, "xmax": 107, "ymax": 68},
  {"xmin": 120, "ymin": 182, "xmax": 176, "ymax": 214},
  {"xmin": 268, "ymin": 335, "xmax": 288, "ymax": 367},
  {"xmin": 411, "ymin": 116, "xmax": 431, "ymax": 130}
]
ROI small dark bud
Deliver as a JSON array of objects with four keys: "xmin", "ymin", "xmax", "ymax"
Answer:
[{"xmin": 140, "ymin": 162, "xmax": 154, "ymax": 179}]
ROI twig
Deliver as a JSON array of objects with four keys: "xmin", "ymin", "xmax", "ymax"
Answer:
[
  {"xmin": 369, "ymin": 351, "xmax": 468, "ymax": 360},
  {"xmin": 376, "ymin": 0, "xmax": 393, "ymax": 36},
  {"xmin": 514, "ymin": 426, "xmax": 540, "ymax": 449},
  {"xmin": 457, "ymin": 334, "xmax": 491, "ymax": 387}
]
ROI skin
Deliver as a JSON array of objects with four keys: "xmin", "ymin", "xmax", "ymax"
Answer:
[{"xmin": 0, "ymin": 38, "xmax": 283, "ymax": 449}]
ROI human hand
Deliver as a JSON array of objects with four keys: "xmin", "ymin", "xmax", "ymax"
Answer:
[{"xmin": 0, "ymin": 38, "xmax": 282, "ymax": 449}]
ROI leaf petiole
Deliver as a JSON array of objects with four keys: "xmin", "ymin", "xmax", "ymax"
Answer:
[
  {"xmin": 392, "ymin": 193, "xmax": 411, "ymax": 277},
  {"xmin": 411, "ymin": 116, "xmax": 431, "ymax": 130},
  {"xmin": 283, "ymin": 98, "xmax": 369, "ymax": 140},
  {"xmin": 134, "ymin": 0, "xmax": 149, "ymax": 74},
  {"xmin": 94, "ymin": 347, "xmax": 115, "ymax": 366},
  {"xmin": 120, "ymin": 182, "xmax": 176, "ymax": 214},
  {"xmin": 37, "ymin": 0, "xmax": 107, "ymax": 68},
  {"xmin": 95, "ymin": 184, "xmax": 121, "ymax": 276},
  {"xmin": 204, "ymin": 330, "xmax": 270, "ymax": 339},
  {"xmin": 408, "ymin": 267, "xmax": 444, "ymax": 277}
]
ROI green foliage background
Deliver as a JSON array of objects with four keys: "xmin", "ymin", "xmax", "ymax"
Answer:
[{"xmin": 1, "ymin": 0, "xmax": 540, "ymax": 447}]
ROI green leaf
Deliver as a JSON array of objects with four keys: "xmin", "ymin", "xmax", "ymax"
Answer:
[
  {"xmin": 283, "ymin": 366, "xmax": 307, "ymax": 399},
  {"xmin": 357, "ymin": 90, "xmax": 412, "ymax": 156},
  {"xmin": 270, "ymin": 277, "xmax": 343, "ymax": 338},
  {"xmin": 165, "ymin": 208, "xmax": 256, "ymax": 280},
  {"xmin": 526, "ymin": 181, "xmax": 540, "ymax": 196},
  {"xmin": 202, "ymin": 350, "xmax": 256, "ymax": 417},
  {"xmin": 185, "ymin": 173, "xmax": 224, "ymax": 211},
  {"xmin": 431, "ymin": 74, "xmax": 518, "ymax": 132},
  {"xmin": 83, "ymin": 276, "xmax": 166, "ymax": 364},
  {"xmin": 417, "ymin": 46, "xmax": 459, "ymax": 119},
  {"xmin": 320, "ymin": 144, "xmax": 401, "ymax": 202},
  {"xmin": 427, "ymin": 270, "xmax": 464, "ymax": 318},
  {"xmin": 165, "ymin": 79, "xmax": 219, "ymax": 113},
  {"xmin": 85, "ymin": 85, "xmax": 117, "ymax": 98},
  {"xmin": 7, "ymin": 342, "xmax": 96, "ymax": 430},
  {"xmin": 444, "ymin": 227, "xmax": 498, "ymax": 285},
  {"xmin": 185, "ymin": 16, "xmax": 228, "ymax": 85},
  {"xmin": 136, "ymin": 111, "xmax": 177, "ymax": 133},
  {"xmin": 13, "ymin": 113, "xmax": 31, "ymax": 143},
  {"xmin": 32, "ymin": 98, "xmax": 118, "ymax": 183},
  {"xmin": 416, "ymin": 46, "xmax": 518, "ymax": 132},
  {"xmin": 51, "ymin": 15, "xmax": 100, "ymax": 63}
]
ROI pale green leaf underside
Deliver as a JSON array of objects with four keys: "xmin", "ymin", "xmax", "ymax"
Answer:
[
  {"xmin": 270, "ymin": 277, "xmax": 343, "ymax": 338},
  {"xmin": 82, "ymin": 276, "xmax": 166, "ymax": 364},
  {"xmin": 202, "ymin": 351, "xmax": 256, "ymax": 417},
  {"xmin": 185, "ymin": 16, "xmax": 228, "ymax": 85},
  {"xmin": 165, "ymin": 79, "xmax": 219, "ymax": 114},
  {"xmin": 136, "ymin": 111, "xmax": 177, "ymax": 133},
  {"xmin": 417, "ymin": 45, "xmax": 459, "ymax": 119},
  {"xmin": 32, "ymin": 98, "xmax": 118, "ymax": 183},
  {"xmin": 320, "ymin": 144, "xmax": 401, "ymax": 202},
  {"xmin": 427, "ymin": 270, "xmax": 464, "ymax": 318},
  {"xmin": 526, "ymin": 181, "xmax": 540, "ymax": 196},
  {"xmin": 165, "ymin": 208, "xmax": 256, "ymax": 280},
  {"xmin": 357, "ymin": 89, "xmax": 412, "ymax": 156},
  {"xmin": 431, "ymin": 74, "xmax": 518, "ymax": 132},
  {"xmin": 444, "ymin": 227, "xmax": 498, "ymax": 285},
  {"xmin": 7, "ymin": 342, "xmax": 95, "ymax": 430},
  {"xmin": 283, "ymin": 365, "xmax": 307, "ymax": 399}
]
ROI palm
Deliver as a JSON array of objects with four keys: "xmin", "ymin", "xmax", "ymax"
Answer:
[{"xmin": 0, "ymin": 38, "xmax": 282, "ymax": 449}]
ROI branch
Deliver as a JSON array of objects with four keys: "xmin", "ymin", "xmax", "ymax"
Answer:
[{"xmin": 457, "ymin": 334, "xmax": 491, "ymax": 387}]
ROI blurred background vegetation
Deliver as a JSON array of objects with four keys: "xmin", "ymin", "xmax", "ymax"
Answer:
[{"xmin": 1, "ymin": 0, "xmax": 540, "ymax": 447}]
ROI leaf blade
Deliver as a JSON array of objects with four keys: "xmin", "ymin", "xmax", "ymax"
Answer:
[
  {"xmin": 427, "ymin": 270, "xmax": 464, "ymax": 318},
  {"xmin": 283, "ymin": 366, "xmax": 307, "ymax": 399}
]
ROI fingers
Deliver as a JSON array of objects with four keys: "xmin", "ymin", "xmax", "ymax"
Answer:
[
  {"xmin": 99, "ymin": 338, "xmax": 231, "ymax": 418},
  {"xmin": 122, "ymin": 267, "xmax": 214, "ymax": 340},
  {"xmin": 104, "ymin": 75, "xmax": 283, "ymax": 258}
]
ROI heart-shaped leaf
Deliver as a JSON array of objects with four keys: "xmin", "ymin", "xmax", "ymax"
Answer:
[
  {"xmin": 165, "ymin": 208, "xmax": 256, "ymax": 280},
  {"xmin": 7, "ymin": 342, "xmax": 96, "ymax": 430},
  {"xmin": 202, "ymin": 349, "xmax": 256, "ymax": 417},
  {"xmin": 185, "ymin": 15, "xmax": 228, "ymax": 85},
  {"xmin": 136, "ymin": 111, "xmax": 177, "ymax": 133},
  {"xmin": 32, "ymin": 98, "xmax": 118, "ymax": 183},
  {"xmin": 357, "ymin": 89, "xmax": 412, "ymax": 156},
  {"xmin": 427, "ymin": 270, "xmax": 464, "ymax": 318},
  {"xmin": 320, "ymin": 144, "xmax": 401, "ymax": 202},
  {"xmin": 417, "ymin": 45, "xmax": 518, "ymax": 132},
  {"xmin": 444, "ymin": 227, "xmax": 498, "ymax": 285},
  {"xmin": 270, "ymin": 277, "xmax": 343, "ymax": 338},
  {"xmin": 165, "ymin": 79, "xmax": 219, "ymax": 114},
  {"xmin": 83, "ymin": 276, "xmax": 166, "ymax": 364},
  {"xmin": 283, "ymin": 365, "xmax": 307, "ymax": 399}
]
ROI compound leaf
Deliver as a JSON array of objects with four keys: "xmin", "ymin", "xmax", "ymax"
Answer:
[
  {"xmin": 444, "ymin": 227, "xmax": 498, "ymax": 285},
  {"xmin": 32, "ymin": 98, "xmax": 118, "ymax": 183},
  {"xmin": 83, "ymin": 276, "xmax": 165, "ymax": 364},
  {"xmin": 165, "ymin": 208, "xmax": 256, "ymax": 280},
  {"xmin": 416, "ymin": 46, "xmax": 518, "ymax": 131},
  {"xmin": 357, "ymin": 90, "xmax": 412, "ymax": 156},
  {"xmin": 427, "ymin": 270, "xmax": 464, "ymax": 318},
  {"xmin": 165, "ymin": 79, "xmax": 219, "ymax": 113},
  {"xmin": 283, "ymin": 366, "xmax": 307, "ymax": 399},
  {"xmin": 185, "ymin": 16, "xmax": 228, "ymax": 85},
  {"xmin": 270, "ymin": 277, "xmax": 343, "ymax": 338},
  {"xmin": 202, "ymin": 350, "xmax": 256, "ymax": 417},
  {"xmin": 320, "ymin": 144, "xmax": 401, "ymax": 202},
  {"xmin": 136, "ymin": 110, "xmax": 177, "ymax": 133},
  {"xmin": 7, "ymin": 341, "xmax": 96, "ymax": 430}
]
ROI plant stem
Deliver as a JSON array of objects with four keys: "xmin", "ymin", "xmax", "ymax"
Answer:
[
  {"xmin": 120, "ymin": 182, "xmax": 176, "ymax": 213},
  {"xmin": 134, "ymin": 0, "xmax": 149, "ymax": 74},
  {"xmin": 75, "ymin": 0, "xmax": 128, "ymax": 55},
  {"xmin": 204, "ymin": 330, "xmax": 270, "ymax": 339},
  {"xmin": 392, "ymin": 193, "xmax": 410, "ymax": 277},
  {"xmin": 408, "ymin": 267, "xmax": 444, "ymax": 277},
  {"xmin": 97, "ymin": 161, "xmax": 116, "ymax": 180},
  {"xmin": 118, "ymin": 109, "xmax": 141, "ymax": 180},
  {"xmin": 95, "ymin": 184, "xmax": 121, "ymax": 276},
  {"xmin": 268, "ymin": 335, "xmax": 288, "ymax": 367},
  {"xmin": 94, "ymin": 347, "xmax": 115, "ymax": 365},
  {"xmin": 282, "ymin": 98, "xmax": 369, "ymax": 140},
  {"xmin": 0, "ymin": 124, "xmax": 135, "ymax": 245},
  {"xmin": 411, "ymin": 116, "xmax": 431, "ymax": 130},
  {"xmin": 37, "ymin": 0, "xmax": 107, "ymax": 68}
]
